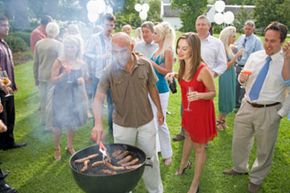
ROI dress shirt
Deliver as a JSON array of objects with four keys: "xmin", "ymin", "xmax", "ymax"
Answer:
[
  {"xmin": 98, "ymin": 53, "xmax": 157, "ymax": 127},
  {"xmin": 240, "ymin": 50, "xmax": 290, "ymax": 116},
  {"xmin": 84, "ymin": 32, "xmax": 112, "ymax": 79},
  {"xmin": 235, "ymin": 34, "xmax": 263, "ymax": 66},
  {"xmin": 134, "ymin": 41, "xmax": 158, "ymax": 59},
  {"xmin": 200, "ymin": 35, "xmax": 227, "ymax": 75}
]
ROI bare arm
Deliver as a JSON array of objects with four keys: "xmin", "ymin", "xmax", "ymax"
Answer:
[
  {"xmin": 91, "ymin": 92, "xmax": 106, "ymax": 144},
  {"xmin": 226, "ymin": 49, "xmax": 243, "ymax": 69},
  {"xmin": 148, "ymin": 84, "xmax": 164, "ymax": 125},
  {"xmin": 188, "ymin": 67, "xmax": 216, "ymax": 101},
  {"xmin": 282, "ymin": 42, "xmax": 290, "ymax": 80},
  {"xmin": 51, "ymin": 59, "xmax": 64, "ymax": 81},
  {"xmin": 151, "ymin": 49, "xmax": 174, "ymax": 75}
]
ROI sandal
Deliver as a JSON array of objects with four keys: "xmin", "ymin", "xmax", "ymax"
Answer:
[
  {"xmin": 175, "ymin": 161, "xmax": 192, "ymax": 175},
  {"xmin": 217, "ymin": 120, "xmax": 225, "ymax": 131}
]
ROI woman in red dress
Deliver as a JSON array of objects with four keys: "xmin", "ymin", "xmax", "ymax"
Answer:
[{"xmin": 167, "ymin": 32, "xmax": 217, "ymax": 193}]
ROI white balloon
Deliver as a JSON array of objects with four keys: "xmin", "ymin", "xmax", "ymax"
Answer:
[
  {"xmin": 86, "ymin": 0, "xmax": 98, "ymax": 12},
  {"xmin": 139, "ymin": 11, "xmax": 148, "ymax": 20},
  {"xmin": 106, "ymin": 5, "xmax": 113, "ymax": 14},
  {"xmin": 214, "ymin": 12, "xmax": 224, "ymax": 25},
  {"xmin": 135, "ymin": 4, "xmax": 142, "ymax": 12},
  {"xmin": 96, "ymin": 0, "xmax": 106, "ymax": 14},
  {"xmin": 142, "ymin": 3, "xmax": 150, "ymax": 12},
  {"xmin": 224, "ymin": 11, "xmax": 235, "ymax": 24},
  {"xmin": 214, "ymin": 0, "xmax": 226, "ymax": 13},
  {"xmin": 87, "ymin": 13, "xmax": 99, "ymax": 23}
]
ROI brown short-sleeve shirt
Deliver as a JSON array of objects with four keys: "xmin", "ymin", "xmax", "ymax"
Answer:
[{"xmin": 97, "ymin": 54, "xmax": 158, "ymax": 127}]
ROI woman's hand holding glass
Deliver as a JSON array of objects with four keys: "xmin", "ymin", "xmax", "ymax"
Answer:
[
  {"xmin": 0, "ymin": 70, "xmax": 13, "ymax": 97},
  {"xmin": 184, "ymin": 87, "xmax": 196, "ymax": 112}
]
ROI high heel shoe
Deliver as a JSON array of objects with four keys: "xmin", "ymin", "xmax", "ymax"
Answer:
[
  {"xmin": 54, "ymin": 147, "xmax": 61, "ymax": 161},
  {"xmin": 175, "ymin": 160, "xmax": 192, "ymax": 175},
  {"xmin": 65, "ymin": 146, "xmax": 75, "ymax": 155}
]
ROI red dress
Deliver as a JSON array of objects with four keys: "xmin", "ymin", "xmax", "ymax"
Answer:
[{"xmin": 179, "ymin": 63, "xmax": 217, "ymax": 144}]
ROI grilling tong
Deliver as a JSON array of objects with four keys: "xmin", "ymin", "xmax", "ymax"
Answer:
[{"xmin": 99, "ymin": 142, "xmax": 110, "ymax": 161}]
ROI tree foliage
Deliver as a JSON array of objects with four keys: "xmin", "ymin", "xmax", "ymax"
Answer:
[
  {"xmin": 171, "ymin": 0, "xmax": 207, "ymax": 32},
  {"xmin": 222, "ymin": 0, "xmax": 256, "ymax": 4},
  {"xmin": 0, "ymin": 0, "xmax": 161, "ymax": 31},
  {"xmin": 254, "ymin": 0, "xmax": 290, "ymax": 31}
]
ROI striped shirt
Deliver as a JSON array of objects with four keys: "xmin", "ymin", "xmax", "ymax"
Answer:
[{"xmin": 0, "ymin": 39, "xmax": 16, "ymax": 90}]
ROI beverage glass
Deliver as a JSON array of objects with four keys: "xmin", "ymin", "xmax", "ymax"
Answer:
[
  {"xmin": 240, "ymin": 69, "xmax": 253, "ymax": 89},
  {"xmin": 0, "ymin": 70, "xmax": 13, "ymax": 97},
  {"xmin": 184, "ymin": 87, "xmax": 194, "ymax": 112}
]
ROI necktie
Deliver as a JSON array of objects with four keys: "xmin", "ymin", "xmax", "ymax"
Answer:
[
  {"xmin": 249, "ymin": 56, "xmax": 272, "ymax": 101},
  {"xmin": 242, "ymin": 37, "xmax": 247, "ymax": 48}
]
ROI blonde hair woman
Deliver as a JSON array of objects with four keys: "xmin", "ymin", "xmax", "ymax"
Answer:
[
  {"xmin": 217, "ymin": 26, "xmax": 243, "ymax": 130},
  {"xmin": 51, "ymin": 35, "xmax": 88, "ymax": 160},
  {"xmin": 150, "ymin": 21, "xmax": 175, "ymax": 166}
]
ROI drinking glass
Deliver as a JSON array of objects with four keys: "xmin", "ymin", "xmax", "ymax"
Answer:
[
  {"xmin": 184, "ymin": 86, "xmax": 194, "ymax": 112},
  {"xmin": 0, "ymin": 70, "xmax": 13, "ymax": 97},
  {"xmin": 240, "ymin": 69, "xmax": 253, "ymax": 89}
]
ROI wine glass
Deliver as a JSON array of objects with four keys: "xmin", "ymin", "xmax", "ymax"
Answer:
[
  {"xmin": 240, "ymin": 68, "xmax": 253, "ymax": 89},
  {"xmin": 184, "ymin": 86, "xmax": 194, "ymax": 112},
  {"xmin": 0, "ymin": 70, "xmax": 13, "ymax": 97}
]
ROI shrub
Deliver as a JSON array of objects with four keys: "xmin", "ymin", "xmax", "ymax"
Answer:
[
  {"xmin": 5, "ymin": 34, "xmax": 29, "ymax": 52},
  {"xmin": 12, "ymin": 31, "xmax": 31, "ymax": 46}
]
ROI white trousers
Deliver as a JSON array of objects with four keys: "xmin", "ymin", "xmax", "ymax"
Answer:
[
  {"xmin": 113, "ymin": 120, "xmax": 163, "ymax": 193},
  {"xmin": 150, "ymin": 92, "xmax": 172, "ymax": 159}
]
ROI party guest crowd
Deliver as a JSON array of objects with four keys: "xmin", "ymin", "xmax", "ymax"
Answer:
[{"xmin": 1, "ymin": 10, "xmax": 289, "ymax": 193}]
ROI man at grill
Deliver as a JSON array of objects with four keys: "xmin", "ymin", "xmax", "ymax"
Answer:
[
  {"xmin": 91, "ymin": 32, "xmax": 164, "ymax": 193},
  {"xmin": 223, "ymin": 22, "xmax": 290, "ymax": 193}
]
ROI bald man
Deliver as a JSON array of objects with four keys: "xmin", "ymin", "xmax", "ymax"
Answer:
[{"xmin": 91, "ymin": 32, "xmax": 164, "ymax": 193}]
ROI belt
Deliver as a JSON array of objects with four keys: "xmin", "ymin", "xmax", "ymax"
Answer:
[{"xmin": 247, "ymin": 101, "xmax": 280, "ymax": 108}]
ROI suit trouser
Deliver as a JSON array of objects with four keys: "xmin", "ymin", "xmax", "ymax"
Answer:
[
  {"xmin": 113, "ymin": 120, "xmax": 163, "ymax": 193},
  {"xmin": 232, "ymin": 99, "xmax": 282, "ymax": 185},
  {"xmin": 0, "ymin": 92, "xmax": 15, "ymax": 148}
]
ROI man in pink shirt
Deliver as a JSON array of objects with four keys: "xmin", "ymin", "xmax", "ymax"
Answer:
[{"xmin": 30, "ymin": 15, "xmax": 52, "ymax": 52}]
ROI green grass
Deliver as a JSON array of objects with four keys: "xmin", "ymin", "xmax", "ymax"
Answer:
[{"xmin": 1, "ymin": 61, "xmax": 289, "ymax": 193}]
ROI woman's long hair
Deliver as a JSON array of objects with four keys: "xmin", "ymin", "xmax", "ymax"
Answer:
[
  {"xmin": 219, "ymin": 26, "xmax": 236, "ymax": 57},
  {"xmin": 177, "ymin": 32, "xmax": 204, "ymax": 81},
  {"xmin": 61, "ymin": 35, "xmax": 83, "ymax": 61},
  {"xmin": 154, "ymin": 21, "xmax": 175, "ymax": 57}
]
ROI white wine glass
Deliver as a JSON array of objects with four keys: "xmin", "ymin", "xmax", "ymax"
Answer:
[{"xmin": 184, "ymin": 86, "xmax": 194, "ymax": 112}]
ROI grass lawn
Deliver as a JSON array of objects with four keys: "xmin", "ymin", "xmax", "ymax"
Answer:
[{"xmin": 1, "ymin": 60, "xmax": 289, "ymax": 193}]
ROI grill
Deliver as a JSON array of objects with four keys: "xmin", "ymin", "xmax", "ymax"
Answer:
[{"xmin": 69, "ymin": 143, "xmax": 149, "ymax": 193}]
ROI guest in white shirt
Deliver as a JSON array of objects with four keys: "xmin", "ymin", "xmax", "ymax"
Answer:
[
  {"xmin": 223, "ymin": 22, "xmax": 289, "ymax": 193},
  {"xmin": 134, "ymin": 21, "xmax": 158, "ymax": 59},
  {"xmin": 195, "ymin": 15, "xmax": 227, "ymax": 77}
]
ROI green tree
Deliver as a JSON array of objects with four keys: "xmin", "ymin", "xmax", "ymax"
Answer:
[
  {"xmin": 115, "ymin": 0, "xmax": 161, "ymax": 30},
  {"xmin": 233, "ymin": 5, "xmax": 254, "ymax": 33},
  {"xmin": 223, "ymin": 0, "xmax": 256, "ymax": 4},
  {"xmin": 254, "ymin": 0, "xmax": 290, "ymax": 31},
  {"xmin": 171, "ymin": 0, "xmax": 207, "ymax": 32}
]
